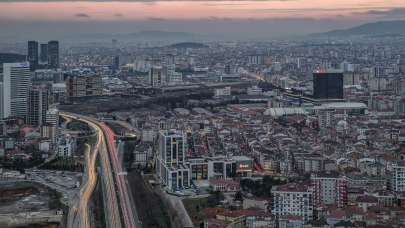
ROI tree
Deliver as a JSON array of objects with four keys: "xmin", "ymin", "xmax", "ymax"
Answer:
[
  {"xmin": 207, "ymin": 191, "xmax": 224, "ymax": 207},
  {"xmin": 234, "ymin": 191, "xmax": 243, "ymax": 202}
]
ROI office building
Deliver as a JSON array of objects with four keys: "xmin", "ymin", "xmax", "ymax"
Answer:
[
  {"xmin": 311, "ymin": 171, "xmax": 347, "ymax": 208},
  {"xmin": 0, "ymin": 83, "xmax": 3, "ymax": 119},
  {"xmin": 392, "ymin": 162, "xmax": 405, "ymax": 192},
  {"xmin": 313, "ymin": 71, "xmax": 344, "ymax": 100},
  {"xmin": 247, "ymin": 86, "xmax": 263, "ymax": 95},
  {"xmin": 164, "ymin": 54, "xmax": 175, "ymax": 65},
  {"xmin": 27, "ymin": 41, "xmax": 39, "ymax": 71},
  {"xmin": 44, "ymin": 108, "xmax": 59, "ymax": 145},
  {"xmin": 0, "ymin": 53, "xmax": 26, "ymax": 69},
  {"xmin": 168, "ymin": 71, "xmax": 183, "ymax": 85},
  {"xmin": 343, "ymin": 72, "xmax": 361, "ymax": 86},
  {"xmin": 47, "ymin": 41, "xmax": 59, "ymax": 69},
  {"xmin": 215, "ymin": 87, "xmax": 231, "ymax": 97},
  {"xmin": 33, "ymin": 69, "xmax": 63, "ymax": 83},
  {"xmin": 149, "ymin": 66, "xmax": 167, "ymax": 87},
  {"xmin": 156, "ymin": 130, "xmax": 190, "ymax": 191},
  {"xmin": 40, "ymin": 43, "xmax": 48, "ymax": 64},
  {"xmin": 41, "ymin": 124, "xmax": 58, "ymax": 145},
  {"xmin": 248, "ymin": 55, "xmax": 264, "ymax": 65},
  {"xmin": 189, "ymin": 157, "xmax": 236, "ymax": 181},
  {"xmin": 224, "ymin": 64, "xmax": 231, "ymax": 74},
  {"xmin": 188, "ymin": 156, "xmax": 251, "ymax": 181},
  {"xmin": 52, "ymin": 83, "xmax": 66, "ymax": 103},
  {"xmin": 393, "ymin": 78, "xmax": 405, "ymax": 96},
  {"xmin": 163, "ymin": 55, "xmax": 182, "ymax": 85},
  {"xmin": 316, "ymin": 108, "xmax": 335, "ymax": 129},
  {"xmin": 28, "ymin": 85, "xmax": 50, "ymax": 126},
  {"xmin": 400, "ymin": 56, "xmax": 405, "ymax": 75},
  {"xmin": 395, "ymin": 97, "xmax": 405, "ymax": 116},
  {"xmin": 0, "ymin": 55, "xmax": 27, "ymax": 119},
  {"xmin": 112, "ymin": 56, "xmax": 119, "ymax": 73},
  {"xmin": 65, "ymin": 74, "xmax": 102, "ymax": 98},
  {"xmin": 57, "ymin": 135, "xmax": 76, "ymax": 157},
  {"xmin": 46, "ymin": 108, "xmax": 59, "ymax": 126},
  {"xmin": 1, "ymin": 62, "xmax": 31, "ymax": 120},
  {"xmin": 272, "ymin": 183, "xmax": 314, "ymax": 222}
]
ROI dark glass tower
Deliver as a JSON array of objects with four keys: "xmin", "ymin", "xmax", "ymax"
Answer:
[
  {"xmin": 313, "ymin": 72, "xmax": 344, "ymax": 100},
  {"xmin": 47, "ymin": 40, "xmax": 59, "ymax": 69},
  {"xmin": 27, "ymin": 41, "xmax": 39, "ymax": 71},
  {"xmin": 40, "ymin": 43, "xmax": 48, "ymax": 64},
  {"xmin": 112, "ymin": 56, "xmax": 119, "ymax": 73}
]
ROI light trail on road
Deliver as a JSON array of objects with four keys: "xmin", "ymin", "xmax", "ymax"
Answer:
[
  {"xmin": 79, "ymin": 144, "xmax": 98, "ymax": 228},
  {"xmin": 100, "ymin": 122, "xmax": 139, "ymax": 228},
  {"xmin": 61, "ymin": 113, "xmax": 122, "ymax": 228},
  {"xmin": 61, "ymin": 112, "xmax": 141, "ymax": 228}
]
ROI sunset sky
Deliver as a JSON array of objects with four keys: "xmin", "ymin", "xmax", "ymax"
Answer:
[
  {"xmin": 1, "ymin": 0, "xmax": 405, "ymax": 41},
  {"xmin": 1, "ymin": 0, "xmax": 405, "ymax": 21}
]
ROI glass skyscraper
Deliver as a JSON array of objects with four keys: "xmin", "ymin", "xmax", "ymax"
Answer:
[{"xmin": 313, "ymin": 72, "xmax": 344, "ymax": 100}]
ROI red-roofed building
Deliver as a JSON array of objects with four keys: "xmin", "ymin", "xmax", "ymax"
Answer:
[
  {"xmin": 216, "ymin": 209, "xmax": 271, "ymax": 226},
  {"xmin": 278, "ymin": 215, "xmax": 304, "ymax": 228},
  {"xmin": 356, "ymin": 195, "xmax": 378, "ymax": 212},
  {"xmin": 204, "ymin": 218, "xmax": 227, "ymax": 228},
  {"xmin": 209, "ymin": 179, "xmax": 240, "ymax": 192},
  {"xmin": 204, "ymin": 207, "xmax": 226, "ymax": 219},
  {"xmin": 326, "ymin": 208, "xmax": 347, "ymax": 226}
]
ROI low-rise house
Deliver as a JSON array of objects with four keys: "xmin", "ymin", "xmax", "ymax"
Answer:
[
  {"xmin": 243, "ymin": 197, "xmax": 270, "ymax": 212},
  {"xmin": 356, "ymin": 195, "xmax": 378, "ymax": 212},
  {"xmin": 209, "ymin": 179, "xmax": 240, "ymax": 192}
]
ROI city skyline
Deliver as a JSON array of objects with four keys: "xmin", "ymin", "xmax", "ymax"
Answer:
[{"xmin": 2, "ymin": 1, "xmax": 405, "ymax": 228}]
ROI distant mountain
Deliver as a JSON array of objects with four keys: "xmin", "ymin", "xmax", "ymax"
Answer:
[
  {"xmin": 128, "ymin": 30, "xmax": 197, "ymax": 39},
  {"xmin": 316, "ymin": 20, "xmax": 405, "ymax": 37},
  {"xmin": 64, "ymin": 30, "xmax": 200, "ymax": 43},
  {"xmin": 168, "ymin": 42, "xmax": 208, "ymax": 49}
]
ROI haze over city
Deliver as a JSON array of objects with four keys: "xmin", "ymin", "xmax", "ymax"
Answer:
[{"xmin": 2, "ymin": 0, "xmax": 405, "ymax": 41}]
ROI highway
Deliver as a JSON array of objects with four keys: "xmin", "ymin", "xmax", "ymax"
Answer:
[
  {"xmin": 99, "ymin": 122, "xmax": 140, "ymax": 228},
  {"xmin": 107, "ymin": 120, "xmax": 140, "ymax": 136},
  {"xmin": 66, "ymin": 144, "xmax": 97, "ymax": 228},
  {"xmin": 79, "ymin": 144, "xmax": 99, "ymax": 228},
  {"xmin": 61, "ymin": 113, "xmax": 122, "ymax": 228},
  {"xmin": 241, "ymin": 70, "xmax": 266, "ymax": 81},
  {"xmin": 61, "ymin": 112, "xmax": 139, "ymax": 228}
]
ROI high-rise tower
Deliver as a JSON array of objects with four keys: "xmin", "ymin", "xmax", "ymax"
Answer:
[
  {"xmin": 48, "ymin": 41, "xmax": 59, "ymax": 69},
  {"xmin": 313, "ymin": 71, "xmax": 344, "ymax": 100},
  {"xmin": 1, "ymin": 62, "xmax": 31, "ymax": 120},
  {"xmin": 40, "ymin": 43, "xmax": 48, "ymax": 64},
  {"xmin": 27, "ymin": 41, "xmax": 39, "ymax": 71},
  {"xmin": 28, "ymin": 85, "xmax": 50, "ymax": 126}
]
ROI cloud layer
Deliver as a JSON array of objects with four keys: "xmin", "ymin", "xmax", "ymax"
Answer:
[
  {"xmin": 1, "ymin": 0, "xmax": 405, "ymax": 42},
  {"xmin": 75, "ymin": 13, "xmax": 91, "ymax": 18}
]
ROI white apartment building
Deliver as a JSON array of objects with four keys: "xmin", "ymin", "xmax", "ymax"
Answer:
[
  {"xmin": 46, "ymin": 108, "xmax": 59, "ymax": 126},
  {"xmin": 155, "ymin": 130, "xmax": 190, "ymax": 191},
  {"xmin": 215, "ymin": 87, "xmax": 231, "ymax": 97},
  {"xmin": 247, "ymin": 86, "xmax": 263, "ymax": 95},
  {"xmin": 1, "ymin": 62, "xmax": 31, "ymax": 120},
  {"xmin": 317, "ymin": 109, "xmax": 335, "ymax": 129},
  {"xmin": 57, "ymin": 135, "xmax": 76, "ymax": 157},
  {"xmin": 311, "ymin": 171, "xmax": 348, "ymax": 208},
  {"xmin": 149, "ymin": 66, "xmax": 167, "ymax": 87},
  {"xmin": 272, "ymin": 183, "xmax": 314, "ymax": 222},
  {"xmin": 392, "ymin": 162, "xmax": 405, "ymax": 192}
]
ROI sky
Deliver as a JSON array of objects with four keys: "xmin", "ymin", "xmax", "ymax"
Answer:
[{"xmin": 1, "ymin": 0, "xmax": 405, "ymax": 42}]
